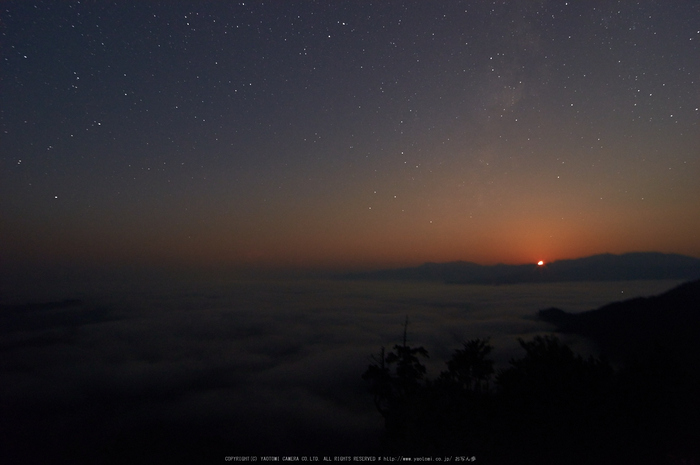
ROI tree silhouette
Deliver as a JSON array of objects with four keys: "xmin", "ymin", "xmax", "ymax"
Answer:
[
  {"xmin": 362, "ymin": 317, "xmax": 430, "ymax": 452},
  {"xmin": 361, "ymin": 346, "xmax": 393, "ymax": 417},
  {"xmin": 439, "ymin": 338, "xmax": 494, "ymax": 393},
  {"xmin": 362, "ymin": 317, "xmax": 429, "ymax": 414},
  {"xmin": 363, "ymin": 332, "xmax": 700, "ymax": 463},
  {"xmin": 384, "ymin": 316, "xmax": 429, "ymax": 396},
  {"xmin": 494, "ymin": 336, "xmax": 616, "ymax": 463}
]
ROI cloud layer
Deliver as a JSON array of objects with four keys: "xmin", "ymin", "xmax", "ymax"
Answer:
[{"xmin": 0, "ymin": 277, "xmax": 682, "ymax": 462}]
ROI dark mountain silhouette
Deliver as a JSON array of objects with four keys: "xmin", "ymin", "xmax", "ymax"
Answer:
[
  {"xmin": 365, "ymin": 281, "xmax": 700, "ymax": 463},
  {"xmin": 365, "ymin": 331, "xmax": 700, "ymax": 463},
  {"xmin": 539, "ymin": 278, "xmax": 700, "ymax": 365},
  {"xmin": 341, "ymin": 252, "xmax": 700, "ymax": 284}
]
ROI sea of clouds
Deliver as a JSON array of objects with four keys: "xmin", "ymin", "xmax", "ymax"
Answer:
[{"xmin": 0, "ymin": 272, "xmax": 682, "ymax": 462}]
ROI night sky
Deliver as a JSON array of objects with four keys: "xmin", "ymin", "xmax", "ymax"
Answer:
[{"xmin": 2, "ymin": 1, "xmax": 699, "ymax": 274}]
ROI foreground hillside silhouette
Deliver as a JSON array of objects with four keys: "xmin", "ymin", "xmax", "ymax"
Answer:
[
  {"xmin": 364, "ymin": 282, "xmax": 700, "ymax": 464},
  {"xmin": 539, "ymin": 278, "xmax": 700, "ymax": 366}
]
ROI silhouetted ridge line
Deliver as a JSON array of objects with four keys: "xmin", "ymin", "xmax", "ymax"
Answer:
[
  {"xmin": 340, "ymin": 252, "xmax": 700, "ymax": 284},
  {"xmin": 538, "ymin": 278, "xmax": 700, "ymax": 365}
]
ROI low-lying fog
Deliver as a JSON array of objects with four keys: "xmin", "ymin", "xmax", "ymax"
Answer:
[{"xmin": 1, "ymin": 275, "xmax": 683, "ymax": 460}]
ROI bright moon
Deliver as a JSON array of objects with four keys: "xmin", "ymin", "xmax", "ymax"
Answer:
[{"xmin": 537, "ymin": 260, "xmax": 544, "ymax": 266}]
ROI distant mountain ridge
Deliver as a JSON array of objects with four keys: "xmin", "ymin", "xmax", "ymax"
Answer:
[{"xmin": 340, "ymin": 252, "xmax": 700, "ymax": 284}]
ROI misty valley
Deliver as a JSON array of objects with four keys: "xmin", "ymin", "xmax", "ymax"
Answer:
[{"xmin": 2, "ymin": 277, "xmax": 698, "ymax": 463}]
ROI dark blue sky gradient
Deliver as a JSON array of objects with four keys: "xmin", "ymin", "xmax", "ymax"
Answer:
[{"xmin": 2, "ymin": 1, "xmax": 699, "ymax": 273}]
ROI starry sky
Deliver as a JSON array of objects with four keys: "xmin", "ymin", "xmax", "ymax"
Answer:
[{"xmin": 2, "ymin": 1, "xmax": 699, "ymax": 275}]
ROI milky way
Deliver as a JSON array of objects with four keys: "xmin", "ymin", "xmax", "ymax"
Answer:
[{"xmin": 2, "ymin": 1, "xmax": 698, "ymax": 273}]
